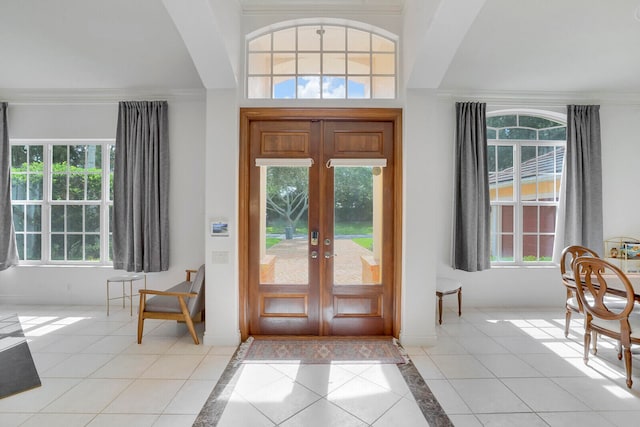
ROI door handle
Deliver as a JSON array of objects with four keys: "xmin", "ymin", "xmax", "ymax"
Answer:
[
  {"xmin": 324, "ymin": 251, "xmax": 336, "ymax": 259},
  {"xmin": 311, "ymin": 251, "xmax": 319, "ymax": 259}
]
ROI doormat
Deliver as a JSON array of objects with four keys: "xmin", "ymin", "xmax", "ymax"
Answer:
[
  {"xmin": 0, "ymin": 313, "xmax": 41, "ymax": 399},
  {"xmin": 240, "ymin": 337, "xmax": 408, "ymax": 364}
]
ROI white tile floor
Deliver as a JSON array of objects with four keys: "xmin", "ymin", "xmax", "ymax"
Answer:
[{"xmin": 3, "ymin": 304, "xmax": 640, "ymax": 426}]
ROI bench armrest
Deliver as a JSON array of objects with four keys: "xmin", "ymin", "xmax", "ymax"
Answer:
[{"xmin": 185, "ymin": 269, "xmax": 198, "ymax": 281}]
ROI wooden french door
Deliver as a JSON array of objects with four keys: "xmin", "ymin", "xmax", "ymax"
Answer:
[{"xmin": 239, "ymin": 109, "xmax": 402, "ymax": 338}]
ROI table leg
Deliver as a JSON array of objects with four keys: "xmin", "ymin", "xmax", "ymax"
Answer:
[
  {"xmin": 106, "ymin": 280, "xmax": 110, "ymax": 316},
  {"xmin": 129, "ymin": 280, "xmax": 133, "ymax": 316}
]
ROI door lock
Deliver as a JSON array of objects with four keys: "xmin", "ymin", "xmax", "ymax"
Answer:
[{"xmin": 311, "ymin": 231, "xmax": 319, "ymax": 246}]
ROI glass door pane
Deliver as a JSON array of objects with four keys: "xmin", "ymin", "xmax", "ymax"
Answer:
[
  {"xmin": 333, "ymin": 166, "xmax": 382, "ymax": 285},
  {"xmin": 259, "ymin": 166, "xmax": 309, "ymax": 285}
]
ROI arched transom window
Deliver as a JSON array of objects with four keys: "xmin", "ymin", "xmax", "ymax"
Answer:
[{"xmin": 246, "ymin": 24, "xmax": 397, "ymax": 99}]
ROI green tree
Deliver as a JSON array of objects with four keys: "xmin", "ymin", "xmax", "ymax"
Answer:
[{"xmin": 266, "ymin": 167, "xmax": 308, "ymax": 236}]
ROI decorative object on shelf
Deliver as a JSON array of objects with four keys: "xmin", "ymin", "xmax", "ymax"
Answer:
[
  {"xmin": 610, "ymin": 247, "xmax": 619, "ymax": 258},
  {"xmin": 604, "ymin": 236, "xmax": 640, "ymax": 273}
]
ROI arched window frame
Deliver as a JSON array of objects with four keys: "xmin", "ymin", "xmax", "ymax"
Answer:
[
  {"xmin": 245, "ymin": 21, "xmax": 398, "ymax": 100},
  {"xmin": 487, "ymin": 109, "xmax": 567, "ymax": 266}
]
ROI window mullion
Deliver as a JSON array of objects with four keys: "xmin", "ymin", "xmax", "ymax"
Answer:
[{"xmin": 514, "ymin": 144, "xmax": 523, "ymax": 263}]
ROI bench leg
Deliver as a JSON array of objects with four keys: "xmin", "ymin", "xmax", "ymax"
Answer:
[
  {"xmin": 457, "ymin": 288, "xmax": 462, "ymax": 317},
  {"xmin": 437, "ymin": 293, "xmax": 443, "ymax": 325}
]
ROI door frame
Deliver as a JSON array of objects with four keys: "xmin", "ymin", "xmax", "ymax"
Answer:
[{"xmin": 238, "ymin": 108, "xmax": 403, "ymax": 341}]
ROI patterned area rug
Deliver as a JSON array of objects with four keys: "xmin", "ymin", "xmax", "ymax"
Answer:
[{"xmin": 241, "ymin": 337, "xmax": 408, "ymax": 364}]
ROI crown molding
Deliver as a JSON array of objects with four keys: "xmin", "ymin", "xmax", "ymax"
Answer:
[
  {"xmin": 434, "ymin": 89, "xmax": 640, "ymax": 106},
  {"xmin": 239, "ymin": 0, "xmax": 404, "ymax": 15},
  {"xmin": 0, "ymin": 88, "xmax": 206, "ymax": 104}
]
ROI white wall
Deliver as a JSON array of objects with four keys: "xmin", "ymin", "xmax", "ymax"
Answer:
[{"xmin": 0, "ymin": 94, "xmax": 207, "ymax": 305}]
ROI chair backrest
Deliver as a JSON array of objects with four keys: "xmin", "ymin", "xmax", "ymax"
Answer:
[
  {"xmin": 560, "ymin": 245, "xmax": 599, "ymax": 276},
  {"xmin": 572, "ymin": 256, "xmax": 635, "ymax": 323},
  {"xmin": 187, "ymin": 264, "xmax": 205, "ymax": 317}
]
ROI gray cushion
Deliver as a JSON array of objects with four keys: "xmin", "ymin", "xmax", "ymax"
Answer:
[{"xmin": 145, "ymin": 281, "xmax": 191, "ymax": 313}]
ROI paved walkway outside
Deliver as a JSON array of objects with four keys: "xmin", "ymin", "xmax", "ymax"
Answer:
[{"xmin": 266, "ymin": 238, "xmax": 375, "ymax": 284}]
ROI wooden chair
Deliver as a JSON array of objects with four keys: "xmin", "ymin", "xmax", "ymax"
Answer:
[
  {"xmin": 137, "ymin": 265, "xmax": 205, "ymax": 345},
  {"xmin": 560, "ymin": 245, "xmax": 599, "ymax": 337},
  {"xmin": 573, "ymin": 256, "xmax": 640, "ymax": 388}
]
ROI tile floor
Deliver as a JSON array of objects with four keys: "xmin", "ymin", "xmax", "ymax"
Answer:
[{"xmin": 2, "ymin": 304, "xmax": 640, "ymax": 426}]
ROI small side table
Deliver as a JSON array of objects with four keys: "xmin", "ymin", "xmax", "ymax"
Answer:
[
  {"xmin": 436, "ymin": 277, "xmax": 462, "ymax": 325},
  {"xmin": 106, "ymin": 274, "xmax": 146, "ymax": 316}
]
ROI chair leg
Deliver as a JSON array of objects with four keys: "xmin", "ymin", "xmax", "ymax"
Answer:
[
  {"xmin": 564, "ymin": 309, "xmax": 571, "ymax": 337},
  {"xmin": 457, "ymin": 288, "xmax": 462, "ymax": 317},
  {"xmin": 137, "ymin": 294, "xmax": 146, "ymax": 344},
  {"xmin": 583, "ymin": 330, "xmax": 591, "ymax": 364},
  {"xmin": 623, "ymin": 345, "xmax": 633, "ymax": 388},
  {"xmin": 617, "ymin": 342, "xmax": 623, "ymax": 360},
  {"xmin": 591, "ymin": 331, "xmax": 598, "ymax": 355}
]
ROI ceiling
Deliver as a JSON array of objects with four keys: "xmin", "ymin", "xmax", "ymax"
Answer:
[{"xmin": 1, "ymin": 0, "xmax": 640, "ymax": 95}]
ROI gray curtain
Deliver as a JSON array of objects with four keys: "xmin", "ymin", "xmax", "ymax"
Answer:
[
  {"xmin": 453, "ymin": 102, "xmax": 491, "ymax": 272},
  {"xmin": 0, "ymin": 102, "xmax": 19, "ymax": 271},
  {"xmin": 562, "ymin": 105, "xmax": 603, "ymax": 253},
  {"xmin": 113, "ymin": 101, "xmax": 169, "ymax": 272}
]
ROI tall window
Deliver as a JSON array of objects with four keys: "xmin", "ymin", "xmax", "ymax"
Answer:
[
  {"xmin": 487, "ymin": 113, "xmax": 566, "ymax": 265},
  {"xmin": 10, "ymin": 140, "xmax": 114, "ymax": 264},
  {"xmin": 247, "ymin": 24, "xmax": 396, "ymax": 99}
]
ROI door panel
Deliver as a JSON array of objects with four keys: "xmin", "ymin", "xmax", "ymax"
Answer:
[{"xmin": 244, "ymin": 112, "xmax": 397, "ymax": 337}]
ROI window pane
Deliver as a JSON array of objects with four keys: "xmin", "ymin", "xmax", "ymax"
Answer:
[
  {"xmin": 29, "ymin": 145, "xmax": 43, "ymax": 164},
  {"xmin": 501, "ymin": 205, "xmax": 514, "ymax": 233},
  {"xmin": 372, "ymin": 76, "xmax": 394, "ymax": 99},
  {"xmin": 372, "ymin": 34, "xmax": 394, "ymax": 52},
  {"xmin": 496, "ymin": 146, "xmax": 514, "ymax": 201},
  {"xmin": 26, "ymin": 234, "xmax": 41, "ymax": 260},
  {"xmin": 348, "ymin": 53, "xmax": 370, "ymax": 74},
  {"xmin": 86, "ymin": 205, "xmax": 100, "ymax": 232},
  {"xmin": 487, "ymin": 128, "xmax": 497, "ymax": 139},
  {"xmin": 274, "ymin": 76, "xmax": 296, "ymax": 99},
  {"xmin": 539, "ymin": 128, "xmax": 566, "ymax": 140},
  {"xmin": 273, "ymin": 28, "xmax": 295, "ymax": 51},
  {"xmin": 523, "ymin": 206, "xmax": 538, "ymax": 233},
  {"xmin": 12, "ymin": 145, "xmax": 27, "ymax": 167},
  {"xmin": 334, "ymin": 167, "xmax": 378, "ymax": 285},
  {"xmin": 540, "ymin": 206, "xmax": 556, "ymax": 233},
  {"xmin": 521, "ymin": 146, "xmax": 537, "ymax": 201},
  {"xmin": 298, "ymin": 26, "xmax": 321, "ymax": 51},
  {"xmin": 261, "ymin": 166, "xmax": 309, "ymax": 285},
  {"xmin": 12, "ymin": 174, "xmax": 26, "ymax": 200},
  {"xmin": 249, "ymin": 33, "xmax": 271, "ymax": 51},
  {"xmin": 322, "ymin": 77, "xmax": 346, "ymax": 98},
  {"xmin": 273, "ymin": 53, "xmax": 295, "ymax": 74},
  {"xmin": 51, "ymin": 206, "xmax": 65, "ymax": 232},
  {"xmin": 52, "ymin": 174, "xmax": 66, "ymax": 200},
  {"xmin": 86, "ymin": 235, "xmax": 100, "ymax": 261},
  {"xmin": 69, "ymin": 145, "xmax": 85, "ymax": 168},
  {"xmin": 67, "ymin": 234, "xmax": 83, "ymax": 260},
  {"xmin": 297, "ymin": 76, "xmax": 321, "ymax": 98},
  {"xmin": 15, "ymin": 234, "xmax": 24, "ymax": 260},
  {"xmin": 487, "ymin": 115, "xmax": 517, "ymax": 128},
  {"xmin": 323, "ymin": 53, "xmax": 345, "ymax": 74},
  {"xmin": 518, "ymin": 115, "xmax": 562, "ymax": 129},
  {"xmin": 13, "ymin": 205, "xmax": 24, "ymax": 231},
  {"xmin": 51, "ymin": 235, "xmax": 64, "ymax": 260},
  {"xmin": 540, "ymin": 235, "xmax": 554, "ymax": 260},
  {"xmin": 67, "ymin": 205, "xmax": 83, "ymax": 232},
  {"xmin": 248, "ymin": 53, "xmax": 271, "ymax": 75},
  {"xmin": 372, "ymin": 53, "xmax": 394, "ymax": 74},
  {"xmin": 69, "ymin": 174, "xmax": 85, "ymax": 200},
  {"xmin": 26, "ymin": 205, "xmax": 41, "ymax": 232},
  {"xmin": 248, "ymin": 76, "xmax": 271, "ymax": 99},
  {"xmin": 347, "ymin": 76, "xmax": 370, "ymax": 99},
  {"xmin": 522, "ymin": 235, "xmax": 538, "ymax": 261},
  {"xmin": 109, "ymin": 145, "xmax": 115, "ymax": 201},
  {"xmin": 87, "ymin": 174, "xmax": 101, "ymax": 200},
  {"xmin": 52, "ymin": 145, "xmax": 67, "ymax": 166},
  {"xmin": 323, "ymin": 26, "xmax": 345, "ymax": 51},
  {"xmin": 499, "ymin": 128, "xmax": 537, "ymax": 140},
  {"xmin": 348, "ymin": 28, "xmax": 370, "ymax": 51},
  {"xmin": 298, "ymin": 52, "xmax": 320, "ymax": 74},
  {"xmin": 29, "ymin": 174, "xmax": 43, "ymax": 200}
]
